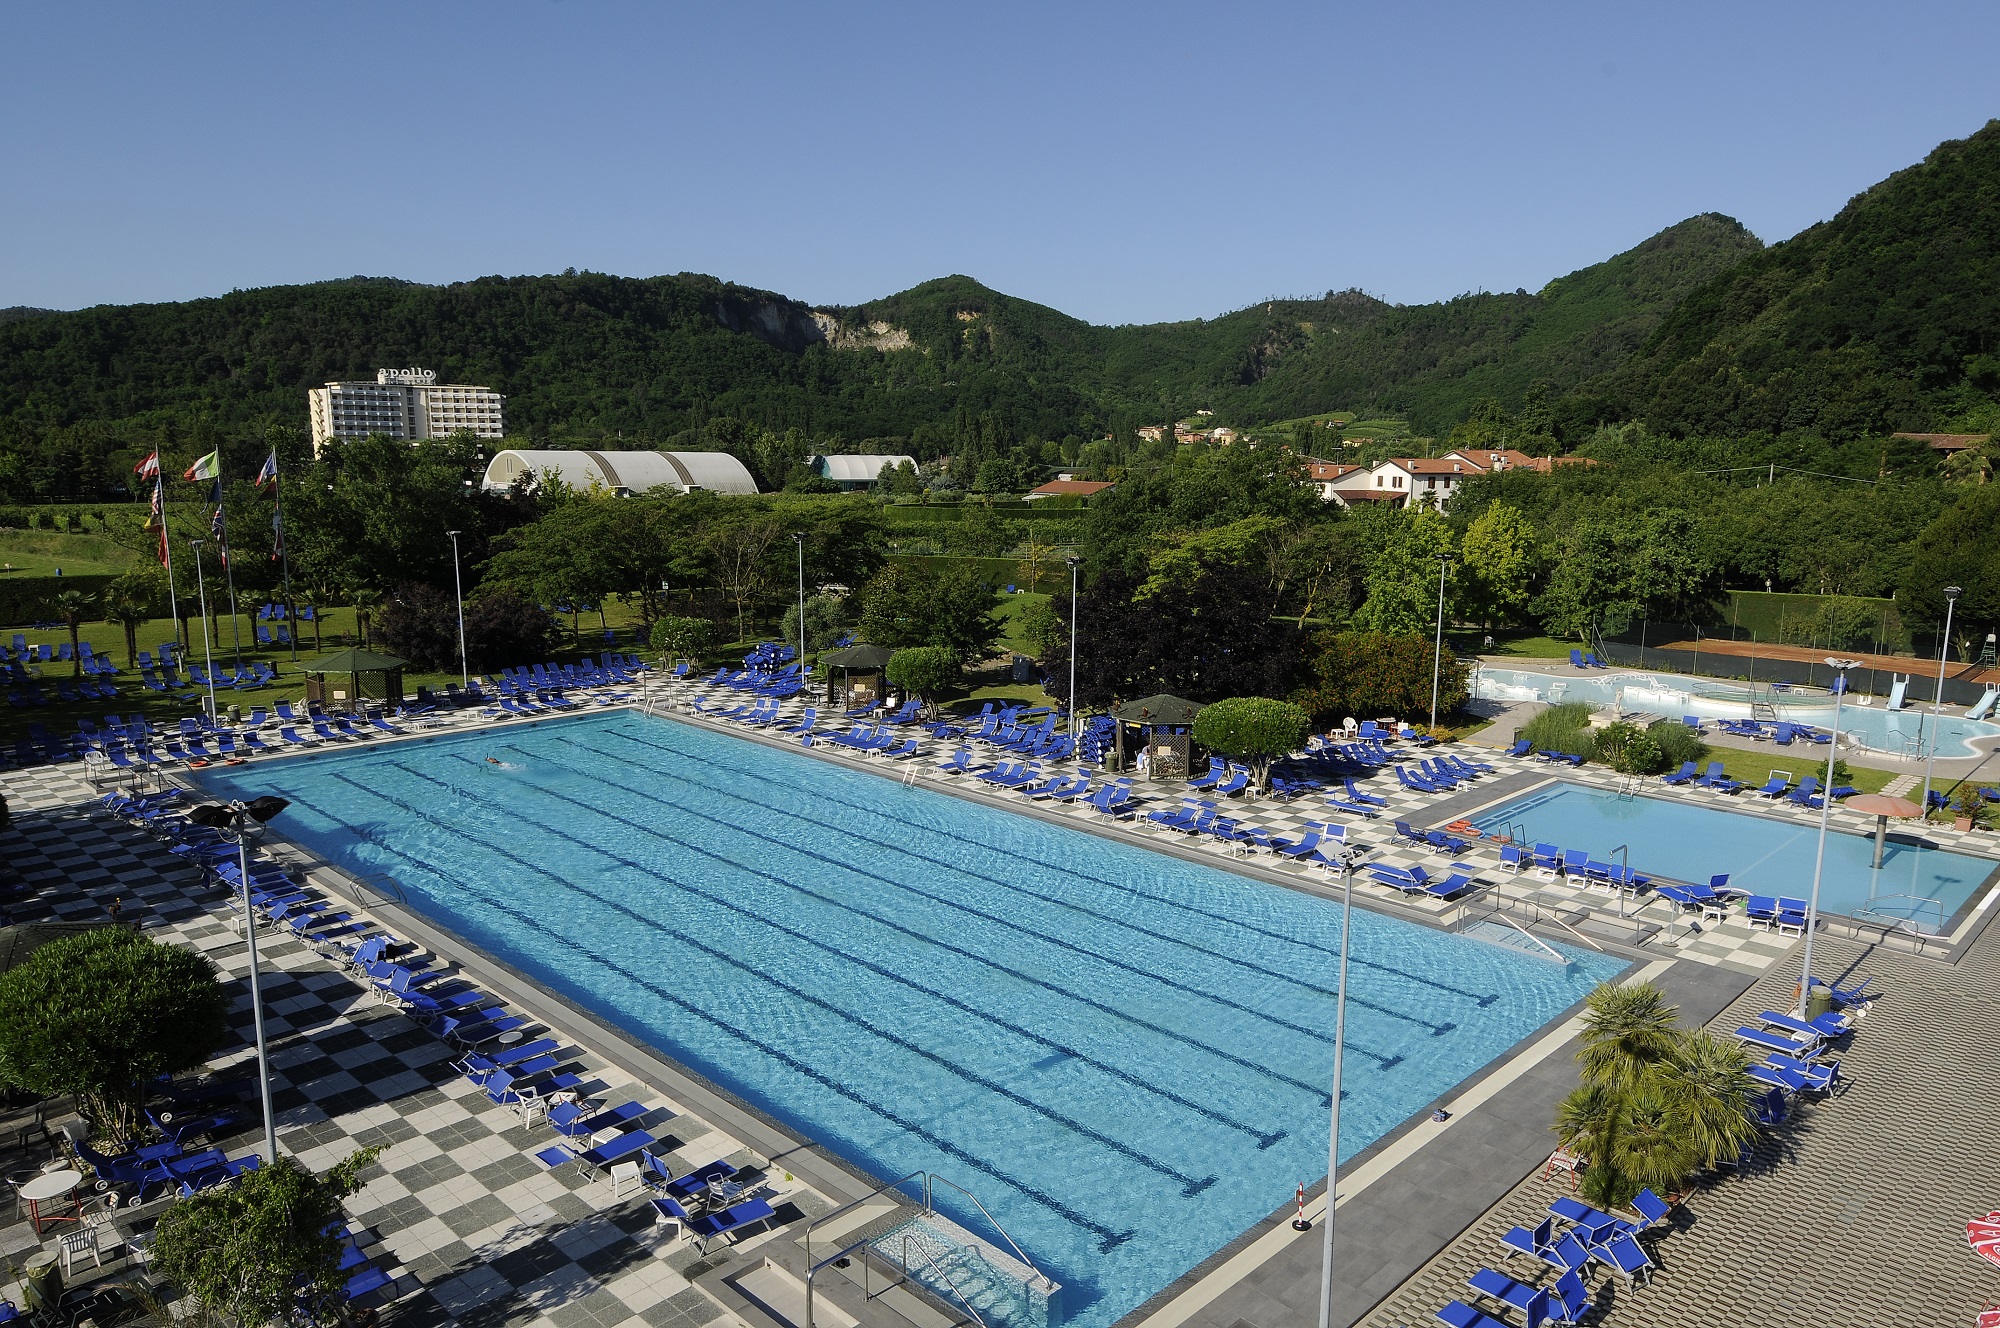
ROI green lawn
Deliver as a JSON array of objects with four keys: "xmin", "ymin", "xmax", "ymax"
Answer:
[
  {"xmin": 993, "ymin": 591, "xmax": 1051, "ymax": 656},
  {"xmin": 1449, "ymin": 631, "xmax": 1574, "ymax": 660},
  {"xmin": 0, "ymin": 530, "xmax": 145, "ymax": 578},
  {"xmin": 1707, "ymin": 749, "xmax": 1895, "ymax": 796}
]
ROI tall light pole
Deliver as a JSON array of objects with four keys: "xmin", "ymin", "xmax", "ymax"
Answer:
[
  {"xmin": 1797, "ymin": 656, "xmax": 1858, "ymax": 1018},
  {"xmin": 1066, "ymin": 555, "xmax": 1084, "ymax": 741},
  {"xmin": 190, "ymin": 540, "xmax": 219, "ymax": 721},
  {"xmin": 1314, "ymin": 857, "xmax": 1355, "ymax": 1328},
  {"xmin": 1920, "ymin": 585, "xmax": 1962, "ymax": 819},
  {"xmin": 188, "ymin": 795, "xmax": 290, "ymax": 1164},
  {"xmin": 1428, "ymin": 554, "xmax": 1454, "ymax": 730},
  {"xmin": 792, "ymin": 532, "xmax": 807, "ymax": 667},
  {"xmin": 446, "ymin": 530, "xmax": 468, "ymax": 688}
]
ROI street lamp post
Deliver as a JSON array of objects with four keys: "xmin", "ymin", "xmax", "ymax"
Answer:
[
  {"xmin": 1428, "ymin": 554, "xmax": 1454, "ymax": 730},
  {"xmin": 1066, "ymin": 555, "xmax": 1084, "ymax": 741},
  {"xmin": 1314, "ymin": 855, "xmax": 1356, "ymax": 1328},
  {"xmin": 190, "ymin": 540, "xmax": 219, "ymax": 720},
  {"xmin": 792, "ymin": 532, "xmax": 807, "ymax": 671},
  {"xmin": 1919, "ymin": 586, "xmax": 1962, "ymax": 819},
  {"xmin": 188, "ymin": 795, "xmax": 291, "ymax": 1164},
  {"xmin": 1797, "ymin": 656, "xmax": 1858, "ymax": 1017},
  {"xmin": 446, "ymin": 531, "xmax": 468, "ymax": 688}
]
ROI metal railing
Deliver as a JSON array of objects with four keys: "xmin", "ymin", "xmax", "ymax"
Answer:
[
  {"xmin": 345, "ymin": 872, "xmax": 407, "ymax": 906},
  {"xmin": 1850, "ymin": 893, "xmax": 1946, "ymax": 935},
  {"xmin": 802, "ymin": 1171, "xmax": 1047, "ymax": 1328},
  {"xmin": 894, "ymin": 1233, "xmax": 989, "ymax": 1328}
]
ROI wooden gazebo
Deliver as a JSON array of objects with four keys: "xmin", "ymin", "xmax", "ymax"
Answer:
[
  {"xmin": 302, "ymin": 647, "xmax": 407, "ymax": 709},
  {"xmin": 1109, "ymin": 694, "xmax": 1204, "ymax": 781},
  {"xmin": 820, "ymin": 643, "xmax": 898, "ymax": 713}
]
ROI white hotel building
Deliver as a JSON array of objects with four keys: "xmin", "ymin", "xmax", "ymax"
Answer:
[{"xmin": 307, "ymin": 368, "xmax": 505, "ymax": 454}]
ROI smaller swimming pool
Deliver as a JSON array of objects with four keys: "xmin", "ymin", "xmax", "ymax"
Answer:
[
  {"xmin": 1469, "ymin": 782, "xmax": 2000, "ymax": 931},
  {"xmin": 1473, "ymin": 667, "xmax": 2000, "ymax": 759}
]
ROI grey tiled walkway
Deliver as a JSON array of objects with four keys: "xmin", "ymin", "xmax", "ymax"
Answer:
[{"xmin": 1351, "ymin": 924, "xmax": 2000, "ymax": 1328}]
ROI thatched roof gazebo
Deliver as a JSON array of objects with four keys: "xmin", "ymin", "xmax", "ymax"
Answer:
[
  {"xmin": 301, "ymin": 647, "xmax": 407, "ymax": 709},
  {"xmin": 821, "ymin": 643, "xmax": 898, "ymax": 713},
  {"xmin": 1109, "ymin": 694, "xmax": 1204, "ymax": 780}
]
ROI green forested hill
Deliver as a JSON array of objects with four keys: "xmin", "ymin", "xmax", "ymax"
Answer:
[
  {"xmin": 8, "ymin": 120, "xmax": 2000, "ymax": 501},
  {"xmin": 1571, "ymin": 121, "xmax": 2000, "ymax": 440}
]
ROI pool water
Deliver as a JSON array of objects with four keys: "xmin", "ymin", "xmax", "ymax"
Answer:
[
  {"xmin": 199, "ymin": 713, "xmax": 1623, "ymax": 1328},
  {"xmin": 1474, "ymin": 667, "xmax": 2000, "ymax": 759},
  {"xmin": 1471, "ymin": 782, "xmax": 1999, "ymax": 930}
]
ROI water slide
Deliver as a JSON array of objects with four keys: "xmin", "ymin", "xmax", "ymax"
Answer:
[
  {"xmin": 1968, "ymin": 687, "xmax": 1999, "ymax": 721},
  {"xmin": 1886, "ymin": 676, "xmax": 1909, "ymax": 711}
]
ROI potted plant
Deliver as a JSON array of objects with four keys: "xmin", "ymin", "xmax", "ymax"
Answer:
[{"xmin": 1950, "ymin": 784, "xmax": 1987, "ymax": 832}]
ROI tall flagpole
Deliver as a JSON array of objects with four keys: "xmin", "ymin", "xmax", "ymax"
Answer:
[
  {"xmin": 156, "ymin": 475, "xmax": 181, "ymax": 654},
  {"xmin": 215, "ymin": 481, "xmax": 244, "ymax": 672},
  {"xmin": 272, "ymin": 451, "xmax": 298, "ymax": 662}
]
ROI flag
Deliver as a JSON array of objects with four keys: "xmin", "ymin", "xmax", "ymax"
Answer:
[
  {"xmin": 134, "ymin": 451, "xmax": 160, "ymax": 479},
  {"xmin": 146, "ymin": 479, "xmax": 169, "ymax": 566},
  {"xmin": 254, "ymin": 451, "xmax": 278, "ymax": 492},
  {"xmin": 211, "ymin": 501, "xmax": 229, "ymax": 567},
  {"xmin": 270, "ymin": 510, "xmax": 285, "ymax": 562},
  {"xmin": 183, "ymin": 450, "xmax": 220, "ymax": 482}
]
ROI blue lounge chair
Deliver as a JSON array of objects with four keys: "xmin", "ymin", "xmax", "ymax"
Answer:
[
  {"xmin": 1186, "ymin": 758, "xmax": 1227, "ymax": 791},
  {"xmin": 1465, "ymin": 1268, "xmax": 1548, "ymax": 1320},
  {"xmin": 1661, "ymin": 760, "xmax": 1698, "ymax": 785},
  {"xmin": 1734, "ymin": 1025, "xmax": 1819, "ymax": 1058},
  {"xmin": 1806, "ymin": 975, "xmax": 1873, "ymax": 1007},
  {"xmin": 1393, "ymin": 819, "xmax": 1430, "ymax": 848},
  {"xmin": 1768, "ymin": 1051, "xmax": 1840, "ymax": 1092},
  {"xmin": 1569, "ymin": 649, "xmax": 1587, "ymax": 669},
  {"xmin": 1426, "ymin": 830, "xmax": 1470, "ymax": 855},
  {"xmin": 687, "ymin": 1196, "xmax": 778, "ymax": 1251},
  {"xmin": 1435, "ymin": 1301, "xmax": 1520, "ymax": 1328},
  {"xmin": 1498, "ymin": 1217, "xmax": 1555, "ymax": 1262},
  {"xmin": 1212, "ymin": 766, "xmax": 1250, "ymax": 797},
  {"xmin": 1758, "ymin": 1008, "xmax": 1851, "ymax": 1039},
  {"xmin": 1547, "ymin": 1196, "xmax": 1621, "ymax": 1246},
  {"xmin": 1507, "ymin": 738, "xmax": 1533, "ymax": 757},
  {"xmin": 1589, "ymin": 1231, "xmax": 1653, "ymax": 1284},
  {"xmin": 1341, "ymin": 777, "xmax": 1388, "ymax": 807}
]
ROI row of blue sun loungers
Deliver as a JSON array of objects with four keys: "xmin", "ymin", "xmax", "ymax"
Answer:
[
  {"xmin": 1567, "ymin": 649, "xmax": 1612, "ymax": 670},
  {"xmin": 1467, "ymin": 1187, "xmax": 1670, "ymax": 1326}
]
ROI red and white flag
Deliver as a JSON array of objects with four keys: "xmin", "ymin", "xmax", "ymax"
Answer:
[{"xmin": 134, "ymin": 451, "xmax": 161, "ymax": 479}]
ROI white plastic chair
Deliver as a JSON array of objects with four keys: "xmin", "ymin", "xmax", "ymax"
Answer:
[{"xmin": 58, "ymin": 1226, "xmax": 101, "ymax": 1274}]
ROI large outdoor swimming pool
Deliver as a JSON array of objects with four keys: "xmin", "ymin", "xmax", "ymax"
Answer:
[
  {"xmin": 1470, "ymin": 782, "xmax": 1999, "ymax": 930},
  {"xmin": 198, "ymin": 713, "xmax": 1623, "ymax": 1328}
]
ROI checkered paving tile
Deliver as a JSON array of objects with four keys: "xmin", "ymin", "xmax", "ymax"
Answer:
[{"xmin": 0, "ymin": 753, "xmax": 829, "ymax": 1328}]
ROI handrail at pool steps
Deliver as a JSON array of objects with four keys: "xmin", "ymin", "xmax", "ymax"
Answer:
[
  {"xmin": 804, "ymin": 1169, "xmax": 1052, "ymax": 1328},
  {"xmin": 1449, "ymin": 891, "xmax": 1571, "ymax": 965},
  {"xmin": 345, "ymin": 872, "xmax": 407, "ymax": 906},
  {"xmin": 898, "ymin": 1234, "xmax": 989, "ymax": 1328},
  {"xmin": 1849, "ymin": 893, "xmax": 1946, "ymax": 936}
]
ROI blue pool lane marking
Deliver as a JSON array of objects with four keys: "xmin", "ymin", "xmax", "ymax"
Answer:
[
  {"xmin": 461, "ymin": 758, "xmax": 1339, "ymax": 1103},
  {"xmin": 310, "ymin": 783, "xmax": 1141, "ymax": 1250},
  {"xmin": 427, "ymin": 752, "xmax": 1292, "ymax": 1150},
  {"xmin": 600, "ymin": 723, "xmax": 1503, "ymax": 1011},
  {"xmin": 340, "ymin": 769, "xmax": 1226, "ymax": 1199},
  {"xmin": 503, "ymin": 740, "xmax": 1410, "ymax": 1068}
]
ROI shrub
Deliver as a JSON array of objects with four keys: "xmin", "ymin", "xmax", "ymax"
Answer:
[
  {"xmin": 1294, "ymin": 631, "xmax": 1469, "ymax": 723},
  {"xmin": 886, "ymin": 645, "xmax": 959, "ymax": 704},
  {"xmin": 1647, "ymin": 720, "xmax": 1708, "ymax": 772},
  {"xmin": 153, "ymin": 1148, "xmax": 382, "ymax": 1328},
  {"xmin": 463, "ymin": 588, "xmax": 559, "ymax": 671},
  {"xmin": 650, "ymin": 614, "xmax": 715, "ymax": 660},
  {"xmin": 373, "ymin": 582, "xmax": 462, "ymax": 671},
  {"xmin": 0, "ymin": 929, "xmax": 228, "ymax": 1142},
  {"xmin": 1518, "ymin": 702, "xmax": 1598, "ymax": 763},
  {"xmin": 1597, "ymin": 722, "xmax": 1667, "ymax": 775},
  {"xmin": 1192, "ymin": 696, "xmax": 1314, "ymax": 789}
]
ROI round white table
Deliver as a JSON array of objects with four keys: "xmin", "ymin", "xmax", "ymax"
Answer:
[{"xmin": 19, "ymin": 1169, "xmax": 81, "ymax": 1235}]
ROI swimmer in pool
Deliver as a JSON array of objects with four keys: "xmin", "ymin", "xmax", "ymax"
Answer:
[{"xmin": 486, "ymin": 757, "xmax": 501, "ymax": 764}]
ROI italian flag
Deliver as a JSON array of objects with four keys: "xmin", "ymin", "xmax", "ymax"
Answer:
[{"xmin": 183, "ymin": 450, "xmax": 221, "ymax": 482}]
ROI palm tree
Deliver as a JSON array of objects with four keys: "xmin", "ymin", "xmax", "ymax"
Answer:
[
  {"xmin": 1944, "ymin": 443, "xmax": 1995, "ymax": 485},
  {"xmin": 1575, "ymin": 981, "xmax": 1680, "ymax": 1092},
  {"xmin": 48, "ymin": 589, "xmax": 96, "ymax": 677},
  {"xmin": 101, "ymin": 572, "xmax": 165, "ymax": 669},
  {"xmin": 348, "ymin": 586, "xmax": 383, "ymax": 649},
  {"xmin": 1653, "ymin": 1028, "xmax": 1760, "ymax": 1172}
]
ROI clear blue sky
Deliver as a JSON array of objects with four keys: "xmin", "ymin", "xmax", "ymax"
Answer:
[{"xmin": 3, "ymin": 2, "xmax": 1998, "ymax": 325}]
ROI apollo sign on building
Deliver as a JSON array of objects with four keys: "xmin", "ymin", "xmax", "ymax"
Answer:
[{"xmin": 376, "ymin": 367, "xmax": 439, "ymax": 385}]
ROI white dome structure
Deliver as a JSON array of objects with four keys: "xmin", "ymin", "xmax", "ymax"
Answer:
[{"xmin": 481, "ymin": 449, "xmax": 759, "ymax": 496}]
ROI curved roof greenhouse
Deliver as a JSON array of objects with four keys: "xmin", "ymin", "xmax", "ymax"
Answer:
[{"xmin": 481, "ymin": 449, "xmax": 759, "ymax": 496}]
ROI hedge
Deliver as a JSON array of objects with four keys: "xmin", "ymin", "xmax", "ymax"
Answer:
[{"xmin": 0, "ymin": 574, "xmax": 121, "ymax": 627}]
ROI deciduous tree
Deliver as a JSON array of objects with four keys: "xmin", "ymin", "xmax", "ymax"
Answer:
[
  {"xmin": 1191, "ymin": 696, "xmax": 1313, "ymax": 788},
  {"xmin": 0, "ymin": 929, "xmax": 228, "ymax": 1142}
]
